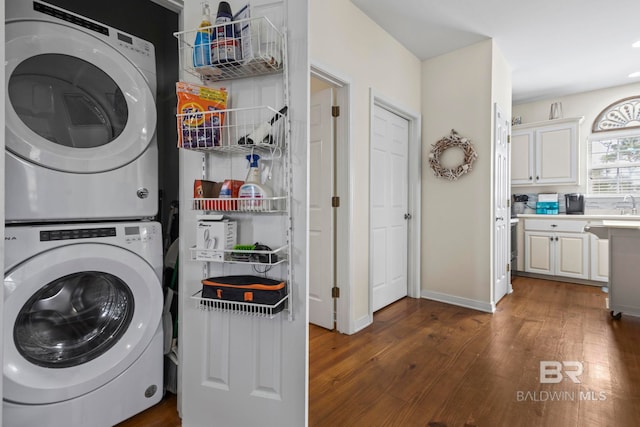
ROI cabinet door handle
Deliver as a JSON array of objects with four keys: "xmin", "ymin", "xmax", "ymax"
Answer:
[
  {"xmin": 536, "ymin": 176, "xmax": 540, "ymax": 180},
  {"xmin": 529, "ymin": 176, "xmax": 533, "ymax": 180},
  {"xmin": 555, "ymin": 236, "xmax": 559, "ymax": 241},
  {"xmin": 551, "ymin": 224, "xmax": 557, "ymax": 227},
  {"xmin": 550, "ymin": 237, "xmax": 553, "ymax": 241}
]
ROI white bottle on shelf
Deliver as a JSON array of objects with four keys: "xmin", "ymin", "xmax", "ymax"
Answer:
[{"xmin": 238, "ymin": 154, "xmax": 272, "ymax": 199}]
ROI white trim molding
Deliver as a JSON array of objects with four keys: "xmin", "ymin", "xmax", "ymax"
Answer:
[
  {"xmin": 421, "ymin": 290, "xmax": 495, "ymax": 313},
  {"xmin": 149, "ymin": 0, "xmax": 183, "ymax": 12},
  {"xmin": 310, "ymin": 62, "xmax": 355, "ymax": 334}
]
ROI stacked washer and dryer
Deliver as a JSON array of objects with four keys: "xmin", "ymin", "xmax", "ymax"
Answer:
[{"xmin": 4, "ymin": 1, "xmax": 164, "ymax": 426}]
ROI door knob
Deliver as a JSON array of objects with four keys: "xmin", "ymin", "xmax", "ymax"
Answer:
[
  {"xmin": 404, "ymin": 213, "xmax": 412, "ymax": 220},
  {"xmin": 496, "ymin": 217, "xmax": 504, "ymax": 221}
]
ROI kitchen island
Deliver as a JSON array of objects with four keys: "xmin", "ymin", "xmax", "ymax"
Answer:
[{"xmin": 584, "ymin": 220, "xmax": 640, "ymax": 319}]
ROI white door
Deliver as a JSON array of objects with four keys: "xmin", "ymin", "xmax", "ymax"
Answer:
[
  {"xmin": 370, "ymin": 105, "xmax": 409, "ymax": 312},
  {"xmin": 494, "ymin": 104, "xmax": 510, "ymax": 303},
  {"xmin": 309, "ymin": 87, "xmax": 334, "ymax": 329}
]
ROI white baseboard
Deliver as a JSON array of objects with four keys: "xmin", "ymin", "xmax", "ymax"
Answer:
[{"xmin": 421, "ymin": 290, "xmax": 495, "ymax": 313}]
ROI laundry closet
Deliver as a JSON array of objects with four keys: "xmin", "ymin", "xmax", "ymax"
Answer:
[{"xmin": 3, "ymin": 1, "xmax": 172, "ymax": 425}]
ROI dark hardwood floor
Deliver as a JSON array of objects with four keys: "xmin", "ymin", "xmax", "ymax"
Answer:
[
  {"xmin": 120, "ymin": 276, "xmax": 640, "ymax": 426},
  {"xmin": 116, "ymin": 392, "xmax": 179, "ymax": 427}
]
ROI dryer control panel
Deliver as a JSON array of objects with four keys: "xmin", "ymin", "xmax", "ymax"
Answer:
[
  {"xmin": 40, "ymin": 228, "xmax": 116, "ymax": 241},
  {"xmin": 30, "ymin": 0, "xmax": 155, "ymax": 64}
]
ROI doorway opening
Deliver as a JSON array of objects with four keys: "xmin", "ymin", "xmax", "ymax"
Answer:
[{"xmin": 309, "ymin": 65, "xmax": 352, "ymax": 333}]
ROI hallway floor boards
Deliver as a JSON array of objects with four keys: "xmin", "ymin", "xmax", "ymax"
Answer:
[{"xmin": 120, "ymin": 277, "xmax": 640, "ymax": 426}]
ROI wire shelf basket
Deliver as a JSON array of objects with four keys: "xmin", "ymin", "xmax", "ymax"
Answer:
[
  {"xmin": 175, "ymin": 16, "xmax": 283, "ymax": 82},
  {"xmin": 191, "ymin": 244, "xmax": 288, "ymax": 264},
  {"xmin": 177, "ymin": 106, "xmax": 286, "ymax": 155},
  {"xmin": 191, "ymin": 196, "xmax": 286, "ymax": 212},
  {"xmin": 191, "ymin": 290, "xmax": 288, "ymax": 319}
]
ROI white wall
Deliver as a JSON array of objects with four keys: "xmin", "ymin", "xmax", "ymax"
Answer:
[
  {"xmin": 310, "ymin": 0, "xmax": 422, "ymax": 327},
  {"xmin": 512, "ymin": 82, "xmax": 640, "ymax": 195},
  {"xmin": 421, "ymin": 39, "xmax": 510, "ymax": 311}
]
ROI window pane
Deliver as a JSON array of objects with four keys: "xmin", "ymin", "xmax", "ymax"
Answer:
[{"xmin": 590, "ymin": 136, "xmax": 640, "ymax": 194}]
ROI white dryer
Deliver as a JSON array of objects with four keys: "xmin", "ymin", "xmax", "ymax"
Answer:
[
  {"xmin": 5, "ymin": 0, "xmax": 158, "ymax": 223},
  {"xmin": 3, "ymin": 222, "xmax": 164, "ymax": 427}
]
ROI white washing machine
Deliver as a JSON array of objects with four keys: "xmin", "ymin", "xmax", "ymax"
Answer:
[
  {"xmin": 5, "ymin": 0, "xmax": 158, "ymax": 223},
  {"xmin": 3, "ymin": 222, "xmax": 164, "ymax": 427}
]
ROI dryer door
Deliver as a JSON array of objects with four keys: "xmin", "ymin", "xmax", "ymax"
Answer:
[
  {"xmin": 5, "ymin": 20, "xmax": 156, "ymax": 173},
  {"xmin": 3, "ymin": 244, "xmax": 163, "ymax": 405}
]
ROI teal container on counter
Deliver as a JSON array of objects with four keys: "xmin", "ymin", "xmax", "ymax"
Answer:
[{"xmin": 536, "ymin": 202, "xmax": 559, "ymax": 215}]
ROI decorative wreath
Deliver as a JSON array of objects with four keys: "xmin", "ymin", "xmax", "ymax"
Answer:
[{"xmin": 428, "ymin": 129, "xmax": 478, "ymax": 181}]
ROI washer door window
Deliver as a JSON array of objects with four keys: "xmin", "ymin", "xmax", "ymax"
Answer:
[
  {"xmin": 14, "ymin": 271, "xmax": 134, "ymax": 369},
  {"xmin": 3, "ymin": 244, "xmax": 163, "ymax": 405},
  {"xmin": 5, "ymin": 20, "xmax": 156, "ymax": 173}
]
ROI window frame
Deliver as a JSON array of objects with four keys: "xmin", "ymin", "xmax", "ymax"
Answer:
[{"xmin": 588, "ymin": 127, "xmax": 640, "ymax": 195}]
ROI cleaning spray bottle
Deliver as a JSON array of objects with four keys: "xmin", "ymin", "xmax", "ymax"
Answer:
[
  {"xmin": 238, "ymin": 154, "xmax": 272, "ymax": 200},
  {"xmin": 193, "ymin": 2, "xmax": 212, "ymax": 67}
]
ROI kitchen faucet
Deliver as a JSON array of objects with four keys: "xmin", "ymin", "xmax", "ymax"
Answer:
[{"xmin": 624, "ymin": 194, "xmax": 637, "ymax": 215}]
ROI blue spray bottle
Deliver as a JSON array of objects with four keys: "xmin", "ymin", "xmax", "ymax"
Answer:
[
  {"xmin": 238, "ymin": 154, "xmax": 272, "ymax": 199},
  {"xmin": 193, "ymin": 2, "xmax": 212, "ymax": 67}
]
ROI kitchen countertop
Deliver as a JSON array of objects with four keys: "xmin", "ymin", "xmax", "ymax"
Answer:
[{"xmin": 517, "ymin": 214, "xmax": 640, "ymax": 221}]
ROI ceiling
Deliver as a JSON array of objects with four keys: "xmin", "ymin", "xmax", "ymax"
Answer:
[{"xmin": 351, "ymin": 0, "xmax": 640, "ymax": 104}]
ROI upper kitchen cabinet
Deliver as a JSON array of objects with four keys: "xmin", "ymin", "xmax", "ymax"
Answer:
[{"xmin": 512, "ymin": 117, "xmax": 584, "ymax": 186}]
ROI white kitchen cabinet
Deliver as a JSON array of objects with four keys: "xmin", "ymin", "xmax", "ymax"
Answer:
[
  {"xmin": 512, "ymin": 117, "xmax": 583, "ymax": 186},
  {"xmin": 511, "ymin": 128, "xmax": 535, "ymax": 185},
  {"xmin": 590, "ymin": 234, "xmax": 609, "ymax": 282},
  {"xmin": 524, "ymin": 219, "xmax": 589, "ymax": 280}
]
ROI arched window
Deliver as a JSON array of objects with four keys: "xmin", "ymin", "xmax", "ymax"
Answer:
[
  {"xmin": 592, "ymin": 96, "xmax": 640, "ymax": 132},
  {"xmin": 589, "ymin": 96, "xmax": 640, "ymax": 194}
]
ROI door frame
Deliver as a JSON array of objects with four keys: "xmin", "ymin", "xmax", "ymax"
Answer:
[
  {"xmin": 310, "ymin": 63, "xmax": 353, "ymax": 334},
  {"xmin": 368, "ymin": 90, "xmax": 422, "ymax": 319}
]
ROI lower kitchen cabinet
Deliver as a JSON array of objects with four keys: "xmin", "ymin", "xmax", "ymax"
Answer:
[
  {"xmin": 525, "ymin": 230, "xmax": 589, "ymax": 279},
  {"xmin": 521, "ymin": 217, "xmax": 619, "ymax": 283},
  {"xmin": 590, "ymin": 234, "xmax": 609, "ymax": 282}
]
